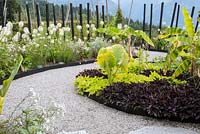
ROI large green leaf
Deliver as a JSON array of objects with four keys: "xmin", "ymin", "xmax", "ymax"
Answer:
[
  {"xmin": 182, "ymin": 7, "xmax": 195, "ymax": 38},
  {"xmin": 173, "ymin": 59, "xmax": 191, "ymax": 78},
  {"xmin": 0, "ymin": 56, "xmax": 23, "ymax": 114},
  {"xmin": 135, "ymin": 30, "xmax": 154, "ymax": 47}
]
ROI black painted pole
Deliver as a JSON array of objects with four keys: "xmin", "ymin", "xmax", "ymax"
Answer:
[
  {"xmin": 36, "ymin": 3, "xmax": 40, "ymax": 27},
  {"xmin": 70, "ymin": 3, "xmax": 74, "ymax": 40},
  {"xmin": 149, "ymin": 4, "xmax": 153, "ymax": 39},
  {"xmin": 170, "ymin": 2, "xmax": 177, "ymax": 27},
  {"xmin": 87, "ymin": 3, "xmax": 90, "ymax": 40},
  {"xmin": 96, "ymin": 5, "xmax": 99, "ymax": 29},
  {"xmin": 79, "ymin": 4, "xmax": 83, "ymax": 39},
  {"xmin": 53, "ymin": 4, "xmax": 56, "ymax": 25},
  {"xmin": 46, "ymin": 2, "xmax": 49, "ymax": 34},
  {"xmin": 195, "ymin": 13, "xmax": 200, "ymax": 32},
  {"xmin": 61, "ymin": 5, "xmax": 65, "ymax": 27},
  {"xmin": 18, "ymin": 5, "xmax": 21, "ymax": 22},
  {"xmin": 175, "ymin": 4, "xmax": 180, "ymax": 28},
  {"xmin": 102, "ymin": 5, "xmax": 105, "ymax": 28},
  {"xmin": 2, "ymin": 0, "xmax": 5, "ymax": 27},
  {"xmin": 102, "ymin": 5, "xmax": 105, "ymax": 37},
  {"xmin": 26, "ymin": 2, "xmax": 32, "ymax": 38},
  {"xmin": 96, "ymin": 5, "xmax": 99, "ymax": 36},
  {"xmin": 191, "ymin": 6, "xmax": 195, "ymax": 18},
  {"xmin": 142, "ymin": 4, "xmax": 146, "ymax": 32},
  {"xmin": 159, "ymin": 2, "xmax": 164, "ymax": 32}
]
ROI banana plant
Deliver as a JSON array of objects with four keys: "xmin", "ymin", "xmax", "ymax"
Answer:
[
  {"xmin": 0, "ymin": 56, "xmax": 23, "ymax": 114},
  {"xmin": 159, "ymin": 7, "xmax": 200, "ymax": 77},
  {"xmin": 97, "ymin": 26, "xmax": 154, "ymax": 58}
]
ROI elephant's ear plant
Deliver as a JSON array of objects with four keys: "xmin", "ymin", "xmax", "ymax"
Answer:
[
  {"xmin": 97, "ymin": 44, "xmax": 129, "ymax": 84},
  {"xmin": 0, "ymin": 56, "xmax": 23, "ymax": 114}
]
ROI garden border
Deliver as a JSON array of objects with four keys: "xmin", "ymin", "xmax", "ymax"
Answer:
[
  {"xmin": 88, "ymin": 94, "xmax": 200, "ymax": 124},
  {"xmin": 0, "ymin": 59, "xmax": 96, "ymax": 85}
]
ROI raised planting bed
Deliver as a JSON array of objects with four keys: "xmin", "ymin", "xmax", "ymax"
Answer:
[
  {"xmin": 74, "ymin": 44, "xmax": 200, "ymax": 123},
  {"xmin": 75, "ymin": 69, "xmax": 200, "ymax": 123}
]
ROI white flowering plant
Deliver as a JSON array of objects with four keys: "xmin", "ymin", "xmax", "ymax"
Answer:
[
  {"xmin": 0, "ymin": 88, "xmax": 66, "ymax": 134},
  {"xmin": 0, "ymin": 21, "xmax": 105, "ymax": 79}
]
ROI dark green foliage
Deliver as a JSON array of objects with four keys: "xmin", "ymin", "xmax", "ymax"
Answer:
[
  {"xmin": 0, "ymin": 0, "xmax": 19, "ymax": 23},
  {"xmin": 114, "ymin": 8, "xmax": 123, "ymax": 27}
]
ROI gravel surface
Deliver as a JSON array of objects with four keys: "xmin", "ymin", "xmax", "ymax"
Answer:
[{"xmin": 0, "ymin": 52, "xmax": 200, "ymax": 134}]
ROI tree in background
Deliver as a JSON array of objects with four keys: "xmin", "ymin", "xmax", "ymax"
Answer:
[
  {"xmin": 114, "ymin": 7, "xmax": 123, "ymax": 27},
  {"xmin": 0, "ymin": 0, "xmax": 19, "ymax": 25}
]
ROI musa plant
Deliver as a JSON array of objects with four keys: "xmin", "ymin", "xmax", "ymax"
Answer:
[
  {"xmin": 0, "ymin": 56, "xmax": 23, "ymax": 114},
  {"xmin": 97, "ymin": 26, "xmax": 154, "ymax": 58},
  {"xmin": 159, "ymin": 7, "xmax": 200, "ymax": 77},
  {"xmin": 97, "ymin": 44, "xmax": 129, "ymax": 84}
]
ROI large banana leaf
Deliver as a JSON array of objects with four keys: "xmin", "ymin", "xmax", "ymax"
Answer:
[
  {"xmin": 173, "ymin": 59, "xmax": 191, "ymax": 78},
  {"xmin": 182, "ymin": 7, "xmax": 195, "ymax": 38},
  {"xmin": 0, "ymin": 56, "xmax": 23, "ymax": 114}
]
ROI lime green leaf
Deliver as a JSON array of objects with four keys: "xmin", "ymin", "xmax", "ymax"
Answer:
[
  {"xmin": 0, "ymin": 55, "xmax": 23, "ymax": 114},
  {"xmin": 182, "ymin": 7, "xmax": 195, "ymax": 38},
  {"xmin": 135, "ymin": 30, "xmax": 154, "ymax": 47},
  {"xmin": 173, "ymin": 59, "xmax": 191, "ymax": 78}
]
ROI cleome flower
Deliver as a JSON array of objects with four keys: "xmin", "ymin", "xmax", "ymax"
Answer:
[{"xmin": 76, "ymin": 25, "xmax": 82, "ymax": 31}]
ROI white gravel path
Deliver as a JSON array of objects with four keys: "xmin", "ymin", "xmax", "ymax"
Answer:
[{"xmin": 0, "ymin": 51, "xmax": 200, "ymax": 134}]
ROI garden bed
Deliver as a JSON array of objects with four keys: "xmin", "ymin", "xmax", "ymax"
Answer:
[{"xmin": 75, "ymin": 69, "xmax": 200, "ymax": 123}]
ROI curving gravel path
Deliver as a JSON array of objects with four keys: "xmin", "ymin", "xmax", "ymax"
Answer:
[{"xmin": 1, "ymin": 51, "xmax": 200, "ymax": 134}]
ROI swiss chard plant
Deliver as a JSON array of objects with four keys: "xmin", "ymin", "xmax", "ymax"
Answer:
[
  {"xmin": 96, "ymin": 44, "xmax": 129, "ymax": 84},
  {"xmin": 0, "ymin": 56, "xmax": 23, "ymax": 114},
  {"xmin": 159, "ymin": 7, "xmax": 200, "ymax": 78}
]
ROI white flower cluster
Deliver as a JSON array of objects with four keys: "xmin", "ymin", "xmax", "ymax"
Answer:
[{"xmin": 5, "ymin": 88, "xmax": 66, "ymax": 134}]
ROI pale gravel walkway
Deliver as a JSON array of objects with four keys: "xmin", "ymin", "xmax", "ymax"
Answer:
[{"xmin": 1, "ymin": 52, "xmax": 200, "ymax": 134}]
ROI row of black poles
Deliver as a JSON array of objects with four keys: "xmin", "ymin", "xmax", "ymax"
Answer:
[
  {"xmin": 25, "ymin": 2, "xmax": 105, "ymax": 40},
  {"xmin": 143, "ymin": 2, "xmax": 199, "ymax": 38}
]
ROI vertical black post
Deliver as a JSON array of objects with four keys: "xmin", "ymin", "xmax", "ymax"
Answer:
[
  {"xmin": 61, "ymin": 5, "xmax": 65, "ymax": 27},
  {"xmin": 36, "ymin": 3, "xmax": 40, "ymax": 27},
  {"xmin": 102, "ymin": 5, "xmax": 105, "ymax": 37},
  {"xmin": 170, "ymin": 2, "xmax": 177, "ymax": 27},
  {"xmin": 53, "ymin": 4, "xmax": 56, "ymax": 25},
  {"xmin": 18, "ymin": 6, "xmax": 21, "ymax": 22},
  {"xmin": 102, "ymin": 5, "xmax": 105, "ymax": 28},
  {"xmin": 70, "ymin": 3, "xmax": 74, "ymax": 40},
  {"xmin": 96, "ymin": 5, "xmax": 99, "ymax": 36},
  {"xmin": 142, "ymin": 4, "xmax": 146, "ymax": 32},
  {"xmin": 149, "ymin": 4, "xmax": 153, "ymax": 39},
  {"xmin": 175, "ymin": 4, "xmax": 180, "ymax": 28},
  {"xmin": 46, "ymin": 2, "xmax": 49, "ymax": 34},
  {"xmin": 96, "ymin": 5, "xmax": 99, "ymax": 29},
  {"xmin": 191, "ymin": 6, "xmax": 195, "ymax": 18},
  {"xmin": 87, "ymin": 3, "xmax": 90, "ymax": 40},
  {"xmin": 2, "ymin": 0, "xmax": 5, "ymax": 27},
  {"xmin": 159, "ymin": 2, "xmax": 164, "ymax": 32},
  {"xmin": 26, "ymin": 2, "xmax": 32, "ymax": 38},
  {"xmin": 195, "ymin": 13, "xmax": 200, "ymax": 32},
  {"xmin": 79, "ymin": 4, "xmax": 83, "ymax": 39}
]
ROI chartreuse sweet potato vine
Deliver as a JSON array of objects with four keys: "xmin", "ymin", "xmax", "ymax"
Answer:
[
  {"xmin": 74, "ymin": 44, "xmax": 186, "ymax": 96},
  {"xmin": 0, "ymin": 56, "xmax": 23, "ymax": 114},
  {"xmin": 74, "ymin": 71, "xmax": 186, "ymax": 96}
]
